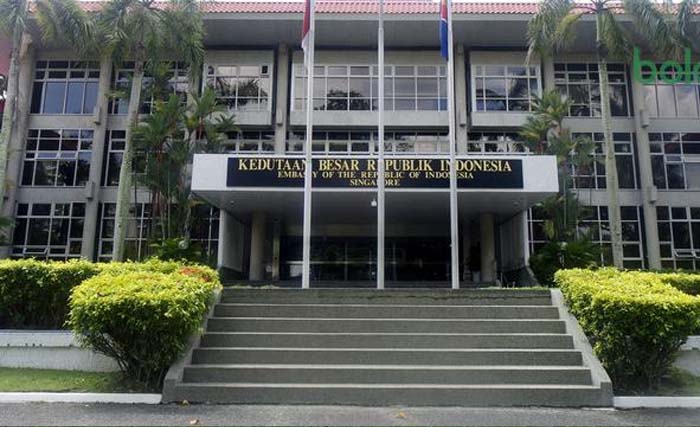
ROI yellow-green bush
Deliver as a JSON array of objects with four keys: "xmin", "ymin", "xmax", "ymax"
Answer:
[
  {"xmin": 654, "ymin": 272, "xmax": 700, "ymax": 296},
  {"xmin": 0, "ymin": 259, "xmax": 100, "ymax": 328},
  {"xmin": 556, "ymin": 268, "xmax": 700, "ymax": 391},
  {"xmin": 68, "ymin": 271, "xmax": 220, "ymax": 389},
  {"xmin": 0, "ymin": 259, "xmax": 219, "ymax": 329}
]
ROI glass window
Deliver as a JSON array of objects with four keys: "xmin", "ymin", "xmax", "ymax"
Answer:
[
  {"xmin": 528, "ymin": 205, "xmax": 644, "ymax": 268},
  {"xmin": 110, "ymin": 61, "xmax": 190, "ymax": 115},
  {"xmin": 293, "ymin": 64, "xmax": 446, "ymax": 112},
  {"xmin": 643, "ymin": 67, "xmax": 700, "ymax": 118},
  {"xmin": 657, "ymin": 206, "xmax": 700, "ymax": 269},
  {"xmin": 97, "ymin": 202, "xmax": 219, "ymax": 261},
  {"xmin": 31, "ymin": 61, "xmax": 99, "ymax": 115},
  {"xmin": 650, "ymin": 132, "xmax": 700, "ymax": 190},
  {"xmin": 473, "ymin": 64, "xmax": 540, "ymax": 112},
  {"xmin": 554, "ymin": 63, "xmax": 630, "ymax": 117},
  {"xmin": 11, "ymin": 202, "xmax": 85, "ymax": 259},
  {"xmin": 204, "ymin": 63, "xmax": 270, "ymax": 113},
  {"xmin": 222, "ymin": 131, "xmax": 275, "ymax": 153},
  {"xmin": 570, "ymin": 132, "xmax": 638, "ymax": 190},
  {"xmin": 22, "ymin": 129, "xmax": 92, "ymax": 187}
]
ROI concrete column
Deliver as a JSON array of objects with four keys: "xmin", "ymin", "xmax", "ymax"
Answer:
[
  {"xmin": 271, "ymin": 219, "xmax": 281, "ymax": 280},
  {"xmin": 461, "ymin": 218, "xmax": 471, "ymax": 281},
  {"xmin": 249, "ymin": 211, "xmax": 267, "ymax": 281},
  {"xmin": 81, "ymin": 57, "xmax": 113, "ymax": 260},
  {"xmin": 1, "ymin": 40, "xmax": 34, "ymax": 256},
  {"xmin": 454, "ymin": 44, "xmax": 469, "ymax": 154},
  {"xmin": 273, "ymin": 44, "xmax": 290, "ymax": 154},
  {"xmin": 479, "ymin": 212, "xmax": 496, "ymax": 283},
  {"xmin": 630, "ymin": 78, "xmax": 661, "ymax": 269}
]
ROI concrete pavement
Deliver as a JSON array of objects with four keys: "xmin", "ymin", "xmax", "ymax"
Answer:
[{"xmin": 2, "ymin": 403, "xmax": 700, "ymax": 426}]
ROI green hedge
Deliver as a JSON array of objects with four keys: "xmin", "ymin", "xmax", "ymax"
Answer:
[
  {"xmin": 0, "ymin": 259, "xmax": 219, "ymax": 329},
  {"xmin": 68, "ymin": 271, "xmax": 219, "ymax": 389},
  {"xmin": 0, "ymin": 259, "xmax": 100, "ymax": 328},
  {"xmin": 556, "ymin": 268, "xmax": 700, "ymax": 391},
  {"xmin": 654, "ymin": 272, "xmax": 700, "ymax": 296}
]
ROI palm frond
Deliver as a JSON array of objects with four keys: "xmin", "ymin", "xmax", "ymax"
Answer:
[
  {"xmin": 527, "ymin": 0, "xmax": 576, "ymax": 64},
  {"xmin": 34, "ymin": 0, "xmax": 99, "ymax": 56},
  {"xmin": 676, "ymin": 0, "xmax": 699, "ymax": 53},
  {"xmin": 598, "ymin": 9, "xmax": 632, "ymax": 61},
  {"xmin": 0, "ymin": 0, "xmax": 27, "ymax": 38},
  {"xmin": 622, "ymin": 0, "xmax": 674, "ymax": 54},
  {"xmin": 158, "ymin": 0, "xmax": 205, "ymax": 71}
]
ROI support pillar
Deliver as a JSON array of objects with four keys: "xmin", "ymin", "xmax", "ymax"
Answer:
[
  {"xmin": 271, "ymin": 219, "xmax": 281, "ymax": 280},
  {"xmin": 461, "ymin": 218, "xmax": 471, "ymax": 281},
  {"xmin": 631, "ymin": 78, "xmax": 661, "ymax": 269},
  {"xmin": 81, "ymin": 57, "xmax": 113, "ymax": 260},
  {"xmin": 273, "ymin": 44, "xmax": 290, "ymax": 154},
  {"xmin": 454, "ymin": 44, "xmax": 468, "ymax": 154},
  {"xmin": 249, "ymin": 211, "xmax": 267, "ymax": 281},
  {"xmin": 480, "ymin": 212, "xmax": 496, "ymax": 283}
]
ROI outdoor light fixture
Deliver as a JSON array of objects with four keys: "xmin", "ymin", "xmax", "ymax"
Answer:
[{"xmin": 371, "ymin": 198, "xmax": 378, "ymax": 208}]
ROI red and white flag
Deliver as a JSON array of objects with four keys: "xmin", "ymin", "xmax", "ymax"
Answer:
[{"xmin": 301, "ymin": 0, "xmax": 313, "ymax": 59}]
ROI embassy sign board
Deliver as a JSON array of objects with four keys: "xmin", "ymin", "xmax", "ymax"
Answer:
[{"xmin": 227, "ymin": 157, "xmax": 523, "ymax": 189}]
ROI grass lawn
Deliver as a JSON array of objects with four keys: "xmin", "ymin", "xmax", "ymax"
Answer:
[{"xmin": 0, "ymin": 368, "xmax": 149, "ymax": 393}]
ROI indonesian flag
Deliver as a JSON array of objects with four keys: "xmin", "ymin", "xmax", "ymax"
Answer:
[
  {"xmin": 440, "ymin": 0, "xmax": 449, "ymax": 59},
  {"xmin": 301, "ymin": 0, "xmax": 312, "ymax": 58}
]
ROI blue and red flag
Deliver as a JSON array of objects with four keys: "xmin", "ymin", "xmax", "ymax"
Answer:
[{"xmin": 440, "ymin": 0, "xmax": 449, "ymax": 59}]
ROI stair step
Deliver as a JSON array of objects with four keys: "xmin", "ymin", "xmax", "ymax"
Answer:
[
  {"xmin": 220, "ymin": 289, "xmax": 552, "ymax": 306},
  {"xmin": 199, "ymin": 332, "xmax": 575, "ymax": 349},
  {"xmin": 182, "ymin": 364, "xmax": 593, "ymax": 385},
  {"xmin": 206, "ymin": 317, "xmax": 566, "ymax": 333},
  {"xmin": 191, "ymin": 347, "xmax": 584, "ymax": 365},
  {"xmin": 213, "ymin": 303, "xmax": 560, "ymax": 319},
  {"xmin": 166, "ymin": 382, "xmax": 609, "ymax": 406}
]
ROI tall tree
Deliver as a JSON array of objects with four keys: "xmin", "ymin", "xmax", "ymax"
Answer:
[
  {"xmin": 623, "ymin": 0, "xmax": 699, "ymax": 59},
  {"xmin": 34, "ymin": 0, "xmax": 204, "ymax": 261},
  {"xmin": 0, "ymin": 0, "xmax": 28, "ymax": 215},
  {"xmin": 527, "ymin": 0, "xmax": 636, "ymax": 268}
]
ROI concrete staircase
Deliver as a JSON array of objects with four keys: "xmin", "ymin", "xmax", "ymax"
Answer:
[{"xmin": 163, "ymin": 288, "xmax": 613, "ymax": 406}]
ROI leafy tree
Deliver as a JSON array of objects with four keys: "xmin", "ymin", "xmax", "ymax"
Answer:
[
  {"xmin": 34, "ymin": 0, "xmax": 205, "ymax": 261},
  {"xmin": 132, "ymin": 86, "xmax": 235, "ymax": 260},
  {"xmin": 527, "ymin": 0, "xmax": 635, "ymax": 268},
  {"xmin": 521, "ymin": 90, "xmax": 600, "ymax": 284}
]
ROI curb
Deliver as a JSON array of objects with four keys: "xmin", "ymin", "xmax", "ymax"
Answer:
[
  {"xmin": 0, "ymin": 392, "xmax": 162, "ymax": 404},
  {"xmin": 614, "ymin": 396, "xmax": 700, "ymax": 408}
]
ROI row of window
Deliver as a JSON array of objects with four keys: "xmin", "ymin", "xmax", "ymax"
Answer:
[
  {"xmin": 31, "ymin": 59, "xmax": 673, "ymax": 118},
  {"xmin": 11, "ymin": 202, "xmax": 219, "ymax": 261},
  {"xmin": 527, "ymin": 205, "xmax": 645, "ymax": 269},
  {"xmin": 17, "ymin": 128, "xmax": 641, "ymax": 188}
]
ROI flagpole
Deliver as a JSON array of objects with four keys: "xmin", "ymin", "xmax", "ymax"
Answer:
[
  {"xmin": 377, "ymin": 0, "xmax": 385, "ymax": 290},
  {"xmin": 302, "ymin": 0, "xmax": 316, "ymax": 289},
  {"xmin": 446, "ymin": 0, "xmax": 460, "ymax": 289}
]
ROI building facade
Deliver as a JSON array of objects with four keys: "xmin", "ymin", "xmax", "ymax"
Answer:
[{"xmin": 2, "ymin": 1, "xmax": 698, "ymax": 285}]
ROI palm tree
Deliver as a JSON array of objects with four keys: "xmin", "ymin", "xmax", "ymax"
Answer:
[
  {"xmin": 623, "ymin": 0, "xmax": 699, "ymax": 59},
  {"xmin": 527, "ymin": 0, "xmax": 634, "ymax": 268},
  {"xmin": 35, "ymin": 0, "xmax": 204, "ymax": 261},
  {"xmin": 0, "ymin": 0, "xmax": 28, "ymax": 215}
]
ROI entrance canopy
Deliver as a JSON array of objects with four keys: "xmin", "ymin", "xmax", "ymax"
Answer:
[{"xmin": 191, "ymin": 154, "xmax": 558, "ymax": 222}]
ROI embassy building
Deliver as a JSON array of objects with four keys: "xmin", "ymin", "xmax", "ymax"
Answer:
[{"xmin": 3, "ymin": 0, "xmax": 700, "ymax": 286}]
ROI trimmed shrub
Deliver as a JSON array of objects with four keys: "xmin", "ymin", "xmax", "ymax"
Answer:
[
  {"xmin": 0, "ymin": 259, "xmax": 100, "ymax": 328},
  {"xmin": 0, "ymin": 259, "xmax": 220, "ymax": 329},
  {"xmin": 654, "ymin": 272, "xmax": 700, "ymax": 296},
  {"xmin": 556, "ymin": 268, "xmax": 700, "ymax": 392},
  {"xmin": 68, "ymin": 271, "xmax": 220, "ymax": 389}
]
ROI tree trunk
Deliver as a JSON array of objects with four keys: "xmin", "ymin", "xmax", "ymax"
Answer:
[
  {"xmin": 112, "ymin": 63, "xmax": 145, "ymax": 261},
  {"xmin": 0, "ymin": 25, "xmax": 23, "ymax": 214},
  {"xmin": 596, "ymin": 13, "xmax": 624, "ymax": 269}
]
